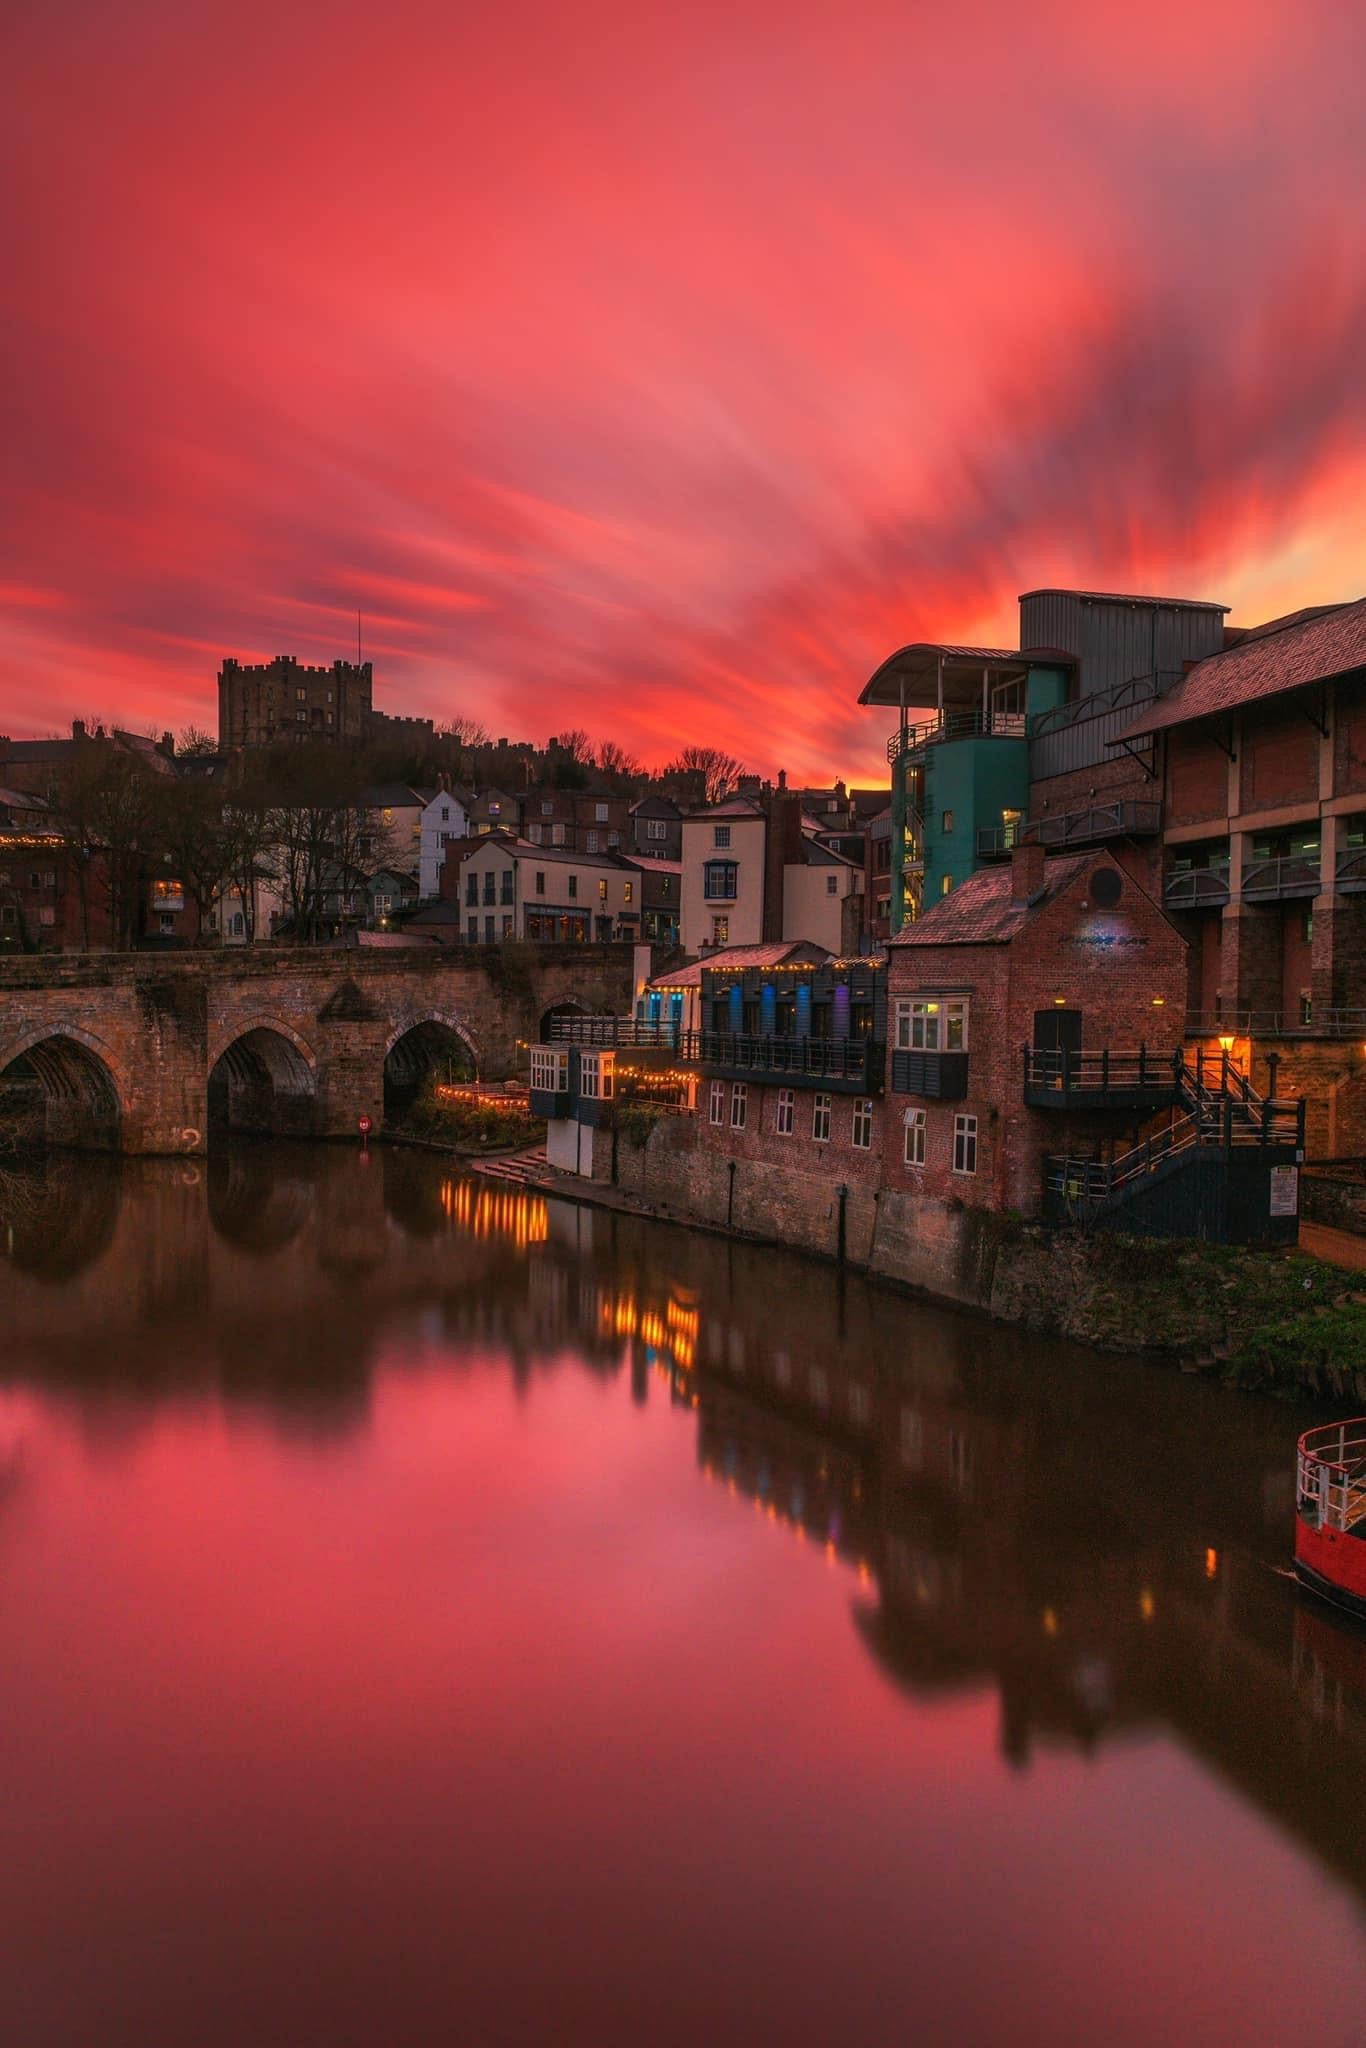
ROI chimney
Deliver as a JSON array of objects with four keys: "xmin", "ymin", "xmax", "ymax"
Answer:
[
  {"xmin": 777, "ymin": 768, "xmax": 787, "ymax": 791},
  {"xmin": 1011, "ymin": 840, "xmax": 1047, "ymax": 901},
  {"xmin": 160, "ymin": 730, "xmax": 175, "ymax": 757},
  {"xmin": 72, "ymin": 718, "xmax": 86, "ymax": 740}
]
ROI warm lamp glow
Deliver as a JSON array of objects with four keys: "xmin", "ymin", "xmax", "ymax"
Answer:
[{"xmin": 1217, "ymin": 1034, "xmax": 1235, "ymax": 1053}]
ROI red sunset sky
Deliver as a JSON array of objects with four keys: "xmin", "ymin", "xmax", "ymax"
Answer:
[{"xmin": 4, "ymin": 0, "xmax": 1365, "ymax": 784}]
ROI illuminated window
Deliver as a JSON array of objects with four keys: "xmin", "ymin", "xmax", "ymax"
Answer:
[
  {"xmin": 599, "ymin": 878, "xmax": 608, "ymax": 901},
  {"xmin": 812, "ymin": 1093, "xmax": 831, "ymax": 1142},
  {"xmin": 775, "ymin": 1088, "xmax": 794, "ymax": 1136},
  {"xmin": 711, "ymin": 915, "xmax": 729, "ymax": 945},
  {"xmin": 895, "ymin": 998, "xmax": 968, "ymax": 1051},
  {"xmin": 904, "ymin": 1108, "xmax": 926, "ymax": 1166},
  {"xmin": 530, "ymin": 1047, "xmax": 569, "ymax": 1092},
  {"xmin": 940, "ymin": 873, "xmax": 953, "ymax": 895},
  {"xmin": 851, "ymin": 1099, "xmax": 873, "ymax": 1149},
  {"xmin": 952, "ymin": 1114, "xmax": 978, "ymax": 1175},
  {"xmin": 942, "ymin": 810, "xmax": 954, "ymax": 833},
  {"xmin": 624, "ymin": 882, "xmax": 633, "ymax": 903}
]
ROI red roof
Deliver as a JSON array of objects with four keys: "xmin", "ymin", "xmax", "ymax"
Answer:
[
  {"xmin": 890, "ymin": 854, "xmax": 1092, "ymax": 946},
  {"xmin": 647, "ymin": 940, "xmax": 829, "ymax": 989},
  {"xmin": 1117, "ymin": 595, "xmax": 1366, "ymax": 740}
]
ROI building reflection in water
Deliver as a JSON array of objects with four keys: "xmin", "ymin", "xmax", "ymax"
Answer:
[{"xmin": 4, "ymin": 1141, "xmax": 1366, "ymax": 1905}]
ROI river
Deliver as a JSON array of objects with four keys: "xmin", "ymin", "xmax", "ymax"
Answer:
[{"xmin": 3, "ymin": 1143, "xmax": 1365, "ymax": 2046}]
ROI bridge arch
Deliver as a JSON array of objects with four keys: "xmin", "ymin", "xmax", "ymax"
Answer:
[
  {"xmin": 383, "ymin": 1014, "xmax": 480, "ymax": 1121},
  {"xmin": 207, "ymin": 1022, "xmax": 319, "ymax": 1143},
  {"xmin": 539, "ymin": 999, "xmax": 587, "ymax": 1042},
  {"xmin": 0, "ymin": 1027, "xmax": 129, "ymax": 1150}
]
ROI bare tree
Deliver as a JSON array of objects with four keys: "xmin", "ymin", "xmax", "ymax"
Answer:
[
  {"xmin": 663, "ymin": 745, "xmax": 743, "ymax": 804},
  {"xmin": 596, "ymin": 739, "xmax": 642, "ymax": 781},
  {"xmin": 176, "ymin": 725, "xmax": 219, "ymax": 757}
]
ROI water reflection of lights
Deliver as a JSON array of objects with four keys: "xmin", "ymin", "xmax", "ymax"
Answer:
[{"xmin": 440, "ymin": 1180, "xmax": 549, "ymax": 1248}]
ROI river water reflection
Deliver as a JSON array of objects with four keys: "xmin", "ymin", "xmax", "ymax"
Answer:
[{"xmin": 3, "ymin": 1144, "xmax": 1365, "ymax": 2046}]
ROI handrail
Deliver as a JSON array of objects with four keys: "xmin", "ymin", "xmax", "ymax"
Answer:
[
  {"xmin": 1023, "ymin": 1045, "xmax": 1181, "ymax": 1095},
  {"xmin": 1163, "ymin": 869, "xmax": 1231, "ymax": 906},
  {"xmin": 1027, "ymin": 670, "xmax": 1179, "ymax": 740},
  {"xmin": 1185, "ymin": 1007, "xmax": 1366, "ymax": 1038},
  {"xmin": 1241, "ymin": 854, "xmax": 1322, "ymax": 898},
  {"xmin": 698, "ymin": 1030, "xmax": 876, "ymax": 1081},
  {"xmin": 1298, "ymin": 1422, "xmax": 1366, "ymax": 1534},
  {"xmin": 887, "ymin": 708, "xmax": 1027, "ymax": 764}
]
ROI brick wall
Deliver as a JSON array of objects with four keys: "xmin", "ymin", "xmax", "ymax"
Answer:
[
  {"xmin": 1166, "ymin": 730, "xmax": 1229, "ymax": 827},
  {"xmin": 1334, "ymin": 692, "xmax": 1366, "ymax": 796},
  {"xmin": 1238, "ymin": 707, "xmax": 1318, "ymax": 813}
]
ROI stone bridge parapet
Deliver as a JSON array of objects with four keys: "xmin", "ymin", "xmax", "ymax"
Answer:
[{"xmin": 0, "ymin": 943, "xmax": 637, "ymax": 1153}]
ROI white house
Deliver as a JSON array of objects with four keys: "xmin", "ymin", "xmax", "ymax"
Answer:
[{"xmin": 419, "ymin": 787, "xmax": 472, "ymax": 898}]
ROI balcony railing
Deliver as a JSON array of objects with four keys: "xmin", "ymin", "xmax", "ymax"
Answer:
[
  {"xmin": 887, "ymin": 708, "xmax": 1026, "ymax": 765},
  {"xmin": 977, "ymin": 800, "xmax": 1163, "ymax": 860},
  {"xmin": 1241, "ymin": 854, "xmax": 1321, "ymax": 900},
  {"xmin": 547, "ymin": 1016, "xmax": 686, "ymax": 1048},
  {"xmin": 1163, "ymin": 868, "xmax": 1230, "ymax": 907},
  {"xmin": 699, "ymin": 1031, "xmax": 882, "ymax": 1092},
  {"xmin": 1023, "ymin": 1046, "xmax": 1182, "ymax": 1110},
  {"xmin": 1336, "ymin": 847, "xmax": 1366, "ymax": 891},
  {"xmin": 1185, "ymin": 1007, "xmax": 1366, "ymax": 1040}
]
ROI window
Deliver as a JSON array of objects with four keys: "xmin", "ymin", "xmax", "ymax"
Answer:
[
  {"xmin": 527, "ymin": 823, "xmax": 543, "ymax": 844},
  {"xmin": 296, "ymin": 686, "xmax": 306, "ymax": 701},
  {"xmin": 711, "ymin": 915, "xmax": 729, "ymax": 945},
  {"xmin": 598, "ymin": 878, "xmax": 608, "ymax": 901},
  {"xmin": 230, "ymin": 912, "xmax": 244, "ymax": 937},
  {"xmin": 374, "ymin": 892, "xmax": 392, "ymax": 913},
  {"xmin": 608, "ymin": 832, "xmax": 620, "ymax": 849},
  {"xmin": 500, "ymin": 871, "xmax": 514, "ymax": 904},
  {"xmin": 904, "ymin": 1109, "xmax": 926, "ymax": 1166},
  {"xmin": 647, "ymin": 819, "xmax": 667, "ymax": 841},
  {"xmin": 826, "ymin": 874, "xmax": 838, "ymax": 895},
  {"xmin": 812, "ymin": 1093, "xmax": 831, "ymax": 1142},
  {"xmin": 895, "ymin": 998, "xmax": 968, "ymax": 1051},
  {"xmin": 775, "ymin": 1088, "xmax": 794, "ymax": 1136},
  {"xmin": 586, "ymin": 831, "xmax": 599, "ymax": 853},
  {"xmin": 541, "ymin": 801, "xmax": 554, "ymax": 817},
  {"xmin": 623, "ymin": 881, "xmax": 633, "ymax": 903},
  {"xmin": 941, "ymin": 874, "xmax": 953, "ymax": 895},
  {"xmin": 709, "ymin": 1081, "xmax": 725, "ymax": 1125},
  {"xmin": 483, "ymin": 871, "xmax": 496, "ymax": 904},
  {"xmin": 942, "ymin": 810, "xmax": 954, "ymax": 833},
  {"xmin": 852, "ymin": 1099, "xmax": 873, "ymax": 1149},
  {"xmin": 295, "ymin": 708, "xmax": 307, "ymax": 722},
  {"xmin": 568, "ymin": 874, "xmax": 578, "ymax": 899},
  {"xmin": 713, "ymin": 825, "xmax": 731, "ymax": 848},
  {"xmin": 704, "ymin": 861, "xmax": 738, "ymax": 900},
  {"xmin": 484, "ymin": 914, "xmax": 496, "ymax": 944},
  {"xmin": 1301, "ymin": 909, "xmax": 1314, "ymax": 943},
  {"xmin": 535, "ymin": 871, "xmax": 546, "ymax": 896},
  {"xmin": 580, "ymin": 1052, "xmax": 614, "ymax": 1100},
  {"xmin": 953, "ymin": 1114, "xmax": 978, "ymax": 1175},
  {"xmin": 441, "ymin": 804, "xmax": 450, "ymax": 822},
  {"xmin": 552, "ymin": 824, "xmax": 567, "ymax": 845},
  {"xmin": 731, "ymin": 1083, "xmax": 748, "ymax": 1130},
  {"xmin": 466, "ymin": 874, "xmax": 478, "ymax": 905},
  {"xmin": 502, "ymin": 915, "xmax": 513, "ymax": 937},
  {"xmin": 38, "ymin": 906, "xmax": 56, "ymax": 927},
  {"xmin": 467, "ymin": 918, "xmax": 478, "ymax": 943},
  {"xmin": 530, "ymin": 1047, "xmax": 569, "ymax": 1092},
  {"xmin": 595, "ymin": 803, "xmax": 609, "ymax": 822}
]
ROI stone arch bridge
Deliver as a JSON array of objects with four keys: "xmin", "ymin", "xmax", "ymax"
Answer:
[{"xmin": 0, "ymin": 943, "xmax": 637, "ymax": 1154}]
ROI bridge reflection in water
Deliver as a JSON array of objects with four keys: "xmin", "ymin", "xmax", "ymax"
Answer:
[{"xmin": 3, "ymin": 1143, "xmax": 1366, "ymax": 2044}]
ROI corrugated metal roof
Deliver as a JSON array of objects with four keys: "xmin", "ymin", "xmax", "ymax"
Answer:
[
  {"xmin": 890, "ymin": 854, "xmax": 1092, "ymax": 947},
  {"xmin": 1116, "ymin": 594, "xmax": 1366, "ymax": 741},
  {"xmin": 1018, "ymin": 587, "xmax": 1229, "ymax": 612}
]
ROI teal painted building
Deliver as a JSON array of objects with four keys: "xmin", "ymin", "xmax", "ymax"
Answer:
[{"xmin": 860, "ymin": 643, "xmax": 1068, "ymax": 930}]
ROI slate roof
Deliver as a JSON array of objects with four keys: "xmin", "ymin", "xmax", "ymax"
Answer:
[
  {"xmin": 891, "ymin": 854, "xmax": 1091, "ymax": 947},
  {"xmin": 1117, "ymin": 595, "xmax": 1366, "ymax": 741}
]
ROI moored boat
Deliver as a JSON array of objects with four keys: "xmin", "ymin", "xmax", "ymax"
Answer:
[{"xmin": 1295, "ymin": 1421, "xmax": 1366, "ymax": 1618}]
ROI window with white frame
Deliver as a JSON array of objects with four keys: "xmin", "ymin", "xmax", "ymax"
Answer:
[
  {"xmin": 713, "ymin": 824, "xmax": 731, "ymax": 848},
  {"xmin": 709, "ymin": 1080, "xmax": 725, "ymax": 1125},
  {"xmin": 530, "ymin": 1047, "xmax": 569, "ymax": 1093},
  {"xmin": 703, "ymin": 861, "xmax": 738, "ymax": 900},
  {"xmin": 894, "ymin": 997, "xmax": 968, "ymax": 1051},
  {"xmin": 730, "ymin": 1083, "xmax": 748, "ymax": 1130},
  {"xmin": 585, "ymin": 831, "xmax": 599, "ymax": 853},
  {"xmin": 851, "ymin": 1099, "xmax": 873, "ymax": 1149},
  {"xmin": 904, "ymin": 1107, "xmax": 926, "ymax": 1166},
  {"xmin": 595, "ymin": 803, "xmax": 609, "ymax": 822},
  {"xmin": 826, "ymin": 873, "xmax": 839, "ymax": 895},
  {"xmin": 775, "ymin": 1088, "xmax": 794, "ymax": 1136},
  {"xmin": 711, "ymin": 915, "xmax": 729, "ymax": 945},
  {"xmin": 646, "ymin": 819, "xmax": 667, "ymax": 840},
  {"xmin": 952, "ymin": 1113, "xmax": 978, "ymax": 1175},
  {"xmin": 580, "ymin": 1052, "xmax": 614, "ymax": 1101},
  {"xmin": 812, "ymin": 1092, "xmax": 831, "ymax": 1142}
]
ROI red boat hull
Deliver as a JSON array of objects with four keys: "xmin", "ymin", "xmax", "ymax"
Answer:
[{"xmin": 1294, "ymin": 1517, "xmax": 1366, "ymax": 1619}]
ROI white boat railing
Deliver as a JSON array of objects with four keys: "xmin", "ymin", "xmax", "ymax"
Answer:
[{"xmin": 1297, "ymin": 1420, "xmax": 1366, "ymax": 1534}]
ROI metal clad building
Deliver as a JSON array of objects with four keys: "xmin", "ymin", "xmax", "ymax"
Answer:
[{"xmin": 1019, "ymin": 589, "xmax": 1228, "ymax": 702}]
